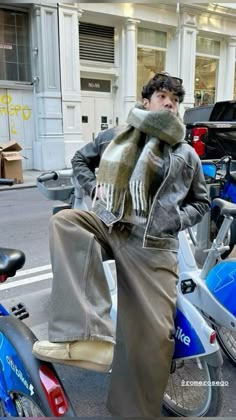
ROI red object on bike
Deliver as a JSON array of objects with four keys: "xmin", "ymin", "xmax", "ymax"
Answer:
[
  {"xmin": 39, "ymin": 365, "xmax": 69, "ymax": 416},
  {"xmin": 210, "ymin": 331, "xmax": 217, "ymax": 344},
  {"xmin": 0, "ymin": 274, "xmax": 8, "ymax": 283},
  {"xmin": 192, "ymin": 127, "xmax": 207, "ymax": 156}
]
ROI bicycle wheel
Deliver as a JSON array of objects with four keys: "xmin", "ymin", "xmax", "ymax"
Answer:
[
  {"xmin": 214, "ymin": 325, "xmax": 236, "ymax": 367},
  {"xmin": 0, "ymin": 393, "xmax": 45, "ymax": 416},
  {"xmin": 0, "ymin": 315, "xmax": 76, "ymax": 417},
  {"xmin": 162, "ymin": 357, "xmax": 223, "ymax": 417}
]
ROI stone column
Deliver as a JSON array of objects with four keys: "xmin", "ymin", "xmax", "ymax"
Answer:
[
  {"xmin": 31, "ymin": 3, "xmax": 65, "ymax": 170},
  {"xmin": 224, "ymin": 37, "xmax": 236, "ymax": 100},
  {"xmin": 179, "ymin": 11, "xmax": 198, "ymax": 113},
  {"xmin": 58, "ymin": 4, "xmax": 83, "ymax": 168},
  {"xmin": 123, "ymin": 18, "xmax": 140, "ymax": 119}
]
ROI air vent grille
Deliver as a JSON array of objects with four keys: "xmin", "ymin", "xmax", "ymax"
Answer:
[{"xmin": 79, "ymin": 22, "xmax": 115, "ymax": 63}]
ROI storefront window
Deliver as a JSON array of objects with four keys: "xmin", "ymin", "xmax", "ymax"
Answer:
[
  {"xmin": 138, "ymin": 28, "xmax": 166, "ymax": 49},
  {"xmin": 195, "ymin": 56, "xmax": 218, "ymax": 106},
  {"xmin": 196, "ymin": 37, "xmax": 220, "ymax": 56},
  {"xmin": 195, "ymin": 37, "xmax": 220, "ymax": 106},
  {"xmin": 137, "ymin": 49, "xmax": 165, "ymax": 99},
  {"xmin": 137, "ymin": 28, "xmax": 166, "ymax": 100},
  {"xmin": 0, "ymin": 9, "xmax": 31, "ymax": 82}
]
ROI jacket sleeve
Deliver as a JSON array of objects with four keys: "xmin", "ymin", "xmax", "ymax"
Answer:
[
  {"xmin": 179, "ymin": 158, "xmax": 211, "ymax": 231},
  {"xmin": 71, "ymin": 132, "xmax": 103, "ymax": 198},
  {"xmin": 71, "ymin": 125, "xmax": 126, "ymax": 198}
]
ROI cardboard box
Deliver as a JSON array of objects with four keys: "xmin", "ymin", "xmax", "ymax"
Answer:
[{"xmin": 0, "ymin": 140, "xmax": 24, "ymax": 183}]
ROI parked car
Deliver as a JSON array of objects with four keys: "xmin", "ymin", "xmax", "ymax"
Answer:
[{"xmin": 183, "ymin": 100, "xmax": 236, "ymax": 159}]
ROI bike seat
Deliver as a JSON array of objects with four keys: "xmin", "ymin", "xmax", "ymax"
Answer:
[
  {"xmin": 213, "ymin": 198, "xmax": 236, "ymax": 215},
  {"xmin": 0, "ymin": 247, "xmax": 25, "ymax": 277}
]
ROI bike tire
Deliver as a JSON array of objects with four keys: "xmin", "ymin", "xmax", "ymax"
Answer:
[
  {"xmin": 162, "ymin": 357, "xmax": 223, "ymax": 417},
  {"xmin": 0, "ymin": 392, "xmax": 45, "ymax": 416},
  {"xmin": 0, "ymin": 315, "xmax": 76, "ymax": 417},
  {"xmin": 213, "ymin": 324, "xmax": 236, "ymax": 367}
]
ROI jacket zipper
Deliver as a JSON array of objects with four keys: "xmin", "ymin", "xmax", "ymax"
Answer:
[{"xmin": 143, "ymin": 150, "xmax": 172, "ymax": 247}]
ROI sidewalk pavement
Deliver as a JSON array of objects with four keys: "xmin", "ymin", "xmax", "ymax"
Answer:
[{"xmin": 0, "ymin": 169, "xmax": 44, "ymax": 191}]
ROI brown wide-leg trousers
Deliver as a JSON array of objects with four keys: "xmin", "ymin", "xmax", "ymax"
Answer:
[{"xmin": 48, "ymin": 209, "xmax": 179, "ymax": 417}]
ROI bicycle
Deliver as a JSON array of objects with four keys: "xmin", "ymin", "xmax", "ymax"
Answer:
[
  {"xmin": 187, "ymin": 159, "xmax": 236, "ymax": 367},
  {"xmin": 37, "ymin": 170, "xmax": 231, "ymax": 417},
  {"xmin": 0, "ymin": 178, "xmax": 76, "ymax": 417},
  {"xmin": 189, "ymin": 156, "xmax": 236, "ymax": 263},
  {"xmin": 181, "ymin": 196, "xmax": 236, "ymax": 369}
]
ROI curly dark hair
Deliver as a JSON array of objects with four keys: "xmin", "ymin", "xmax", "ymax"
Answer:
[{"xmin": 141, "ymin": 73, "xmax": 185, "ymax": 104}]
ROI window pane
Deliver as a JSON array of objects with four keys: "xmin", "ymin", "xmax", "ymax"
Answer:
[
  {"xmin": 0, "ymin": 9, "xmax": 30, "ymax": 81},
  {"xmin": 6, "ymin": 62, "xmax": 18, "ymax": 80},
  {"xmin": 5, "ymin": 44, "xmax": 17, "ymax": 62},
  {"xmin": 16, "ymin": 13, "xmax": 25, "ymax": 27},
  {"xmin": 137, "ymin": 48, "xmax": 165, "ymax": 100},
  {"xmin": 2, "ymin": 11, "xmax": 15, "ymax": 26},
  {"xmin": 17, "ymin": 26, "xmax": 28, "ymax": 45},
  {"xmin": 0, "ymin": 27, "xmax": 4, "ymax": 42},
  {"xmin": 3, "ymin": 25, "xmax": 16, "ymax": 44},
  {"xmin": 0, "ymin": 62, "xmax": 6, "ymax": 79},
  {"xmin": 0, "ymin": 10, "xmax": 4, "ymax": 25},
  {"xmin": 0, "ymin": 48, "xmax": 4, "ymax": 61},
  {"xmin": 19, "ymin": 63, "xmax": 31, "ymax": 81},
  {"xmin": 195, "ymin": 56, "xmax": 218, "ymax": 106},
  {"xmin": 196, "ymin": 37, "xmax": 220, "ymax": 56},
  {"xmin": 138, "ymin": 28, "xmax": 167, "ymax": 48},
  {"xmin": 18, "ymin": 46, "xmax": 29, "ymax": 63}
]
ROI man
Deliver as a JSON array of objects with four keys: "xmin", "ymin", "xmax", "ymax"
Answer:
[{"xmin": 33, "ymin": 73, "xmax": 210, "ymax": 416}]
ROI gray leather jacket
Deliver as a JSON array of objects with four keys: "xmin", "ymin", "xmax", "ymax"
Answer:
[{"xmin": 72, "ymin": 126, "xmax": 210, "ymax": 251}]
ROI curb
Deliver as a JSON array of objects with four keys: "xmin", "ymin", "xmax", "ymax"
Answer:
[{"xmin": 0, "ymin": 183, "xmax": 37, "ymax": 192}]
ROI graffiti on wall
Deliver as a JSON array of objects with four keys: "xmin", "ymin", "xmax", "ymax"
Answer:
[
  {"xmin": 0, "ymin": 94, "xmax": 32, "ymax": 121},
  {"xmin": 0, "ymin": 93, "xmax": 32, "ymax": 136},
  {"xmin": 0, "ymin": 90, "xmax": 34, "ymax": 169}
]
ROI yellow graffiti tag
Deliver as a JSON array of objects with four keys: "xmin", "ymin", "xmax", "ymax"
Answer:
[
  {"xmin": 0, "ymin": 94, "xmax": 11, "ymax": 105},
  {"xmin": 10, "ymin": 120, "xmax": 17, "ymax": 135},
  {"xmin": 0, "ymin": 94, "xmax": 32, "ymax": 121}
]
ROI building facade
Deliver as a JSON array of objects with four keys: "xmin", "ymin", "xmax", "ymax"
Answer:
[{"xmin": 1, "ymin": 2, "xmax": 236, "ymax": 170}]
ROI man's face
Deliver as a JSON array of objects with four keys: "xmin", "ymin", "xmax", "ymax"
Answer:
[{"xmin": 143, "ymin": 89, "xmax": 179, "ymax": 114}]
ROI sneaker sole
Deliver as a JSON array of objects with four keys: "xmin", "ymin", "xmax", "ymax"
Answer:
[{"xmin": 32, "ymin": 350, "xmax": 111, "ymax": 372}]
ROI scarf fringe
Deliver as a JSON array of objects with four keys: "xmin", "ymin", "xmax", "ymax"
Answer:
[
  {"xmin": 92, "ymin": 183, "xmax": 126, "ymax": 213},
  {"xmin": 129, "ymin": 180, "xmax": 147, "ymax": 213},
  {"xmin": 93, "ymin": 180, "xmax": 149, "ymax": 216}
]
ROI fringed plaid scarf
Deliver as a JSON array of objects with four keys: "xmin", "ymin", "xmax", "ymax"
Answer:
[{"xmin": 93, "ymin": 104, "xmax": 186, "ymax": 218}]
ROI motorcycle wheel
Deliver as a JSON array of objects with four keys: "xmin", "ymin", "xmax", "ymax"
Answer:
[{"xmin": 162, "ymin": 357, "xmax": 223, "ymax": 416}]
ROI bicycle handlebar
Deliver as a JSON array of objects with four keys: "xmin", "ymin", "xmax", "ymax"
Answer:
[
  {"xmin": 37, "ymin": 172, "xmax": 58, "ymax": 182},
  {"xmin": 36, "ymin": 169, "xmax": 74, "ymax": 201},
  {"xmin": 0, "ymin": 178, "xmax": 15, "ymax": 186}
]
